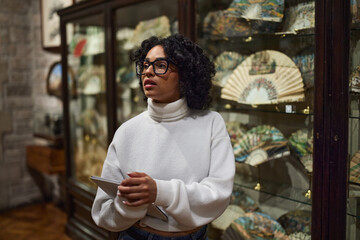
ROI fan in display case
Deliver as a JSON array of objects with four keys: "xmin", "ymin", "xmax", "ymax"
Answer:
[
  {"xmin": 350, "ymin": 64, "xmax": 360, "ymax": 93},
  {"xmin": 214, "ymin": 51, "xmax": 247, "ymax": 87},
  {"xmin": 221, "ymin": 212, "xmax": 288, "ymax": 240},
  {"xmin": 123, "ymin": 15, "xmax": 171, "ymax": 50},
  {"xmin": 277, "ymin": 210, "xmax": 311, "ymax": 237},
  {"xmin": 292, "ymin": 47, "xmax": 315, "ymax": 89},
  {"xmin": 211, "ymin": 205, "xmax": 245, "ymax": 231},
  {"xmin": 232, "ymin": 125, "xmax": 289, "ymax": 165},
  {"xmin": 351, "ymin": 0, "xmax": 360, "ymax": 24},
  {"xmin": 203, "ymin": 0, "xmax": 284, "ymax": 39},
  {"xmin": 288, "ymin": 128, "xmax": 313, "ymax": 173},
  {"xmin": 349, "ymin": 150, "xmax": 360, "ymax": 185},
  {"xmin": 280, "ymin": 1, "xmax": 315, "ymax": 34},
  {"xmin": 221, "ymin": 50, "xmax": 304, "ymax": 105}
]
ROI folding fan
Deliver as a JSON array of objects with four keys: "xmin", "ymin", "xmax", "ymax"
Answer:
[
  {"xmin": 288, "ymin": 128, "xmax": 313, "ymax": 173},
  {"xmin": 349, "ymin": 150, "xmax": 360, "ymax": 184},
  {"xmin": 277, "ymin": 210, "xmax": 311, "ymax": 235},
  {"xmin": 211, "ymin": 205, "xmax": 245, "ymax": 231},
  {"xmin": 350, "ymin": 65, "xmax": 360, "ymax": 93},
  {"xmin": 124, "ymin": 16, "xmax": 171, "ymax": 50},
  {"xmin": 228, "ymin": 0, "xmax": 285, "ymax": 22},
  {"xmin": 281, "ymin": 1, "xmax": 315, "ymax": 34},
  {"xmin": 292, "ymin": 47, "xmax": 315, "ymax": 89},
  {"xmin": 232, "ymin": 125, "xmax": 289, "ymax": 165},
  {"xmin": 214, "ymin": 52, "xmax": 247, "ymax": 87},
  {"xmin": 221, "ymin": 50, "xmax": 304, "ymax": 105},
  {"xmin": 288, "ymin": 232, "xmax": 311, "ymax": 240},
  {"xmin": 222, "ymin": 212, "xmax": 288, "ymax": 240}
]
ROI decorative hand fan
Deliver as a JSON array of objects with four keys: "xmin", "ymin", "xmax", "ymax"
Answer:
[
  {"xmin": 226, "ymin": 121, "xmax": 247, "ymax": 146},
  {"xmin": 221, "ymin": 50, "xmax": 304, "ymax": 105},
  {"xmin": 288, "ymin": 232, "xmax": 311, "ymax": 240},
  {"xmin": 281, "ymin": 1, "xmax": 315, "ymax": 33},
  {"xmin": 203, "ymin": 0, "xmax": 284, "ymax": 39},
  {"xmin": 288, "ymin": 128, "xmax": 313, "ymax": 173},
  {"xmin": 228, "ymin": 0, "xmax": 284, "ymax": 22},
  {"xmin": 214, "ymin": 52, "xmax": 247, "ymax": 87},
  {"xmin": 231, "ymin": 185, "xmax": 258, "ymax": 212},
  {"xmin": 222, "ymin": 212, "xmax": 288, "ymax": 240},
  {"xmin": 292, "ymin": 47, "xmax": 315, "ymax": 89},
  {"xmin": 232, "ymin": 125, "xmax": 289, "ymax": 165},
  {"xmin": 211, "ymin": 205, "xmax": 245, "ymax": 231},
  {"xmin": 349, "ymin": 151, "xmax": 360, "ymax": 184},
  {"xmin": 351, "ymin": 0, "xmax": 360, "ymax": 23},
  {"xmin": 78, "ymin": 65, "xmax": 106, "ymax": 95},
  {"xmin": 203, "ymin": 10, "xmax": 251, "ymax": 38},
  {"xmin": 277, "ymin": 210, "xmax": 311, "ymax": 235},
  {"xmin": 350, "ymin": 65, "xmax": 360, "ymax": 93},
  {"xmin": 124, "ymin": 16, "xmax": 171, "ymax": 50}
]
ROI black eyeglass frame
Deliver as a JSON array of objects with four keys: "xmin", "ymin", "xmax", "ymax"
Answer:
[{"xmin": 136, "ymin": 58, "xmax": 177, "ymax": 76}]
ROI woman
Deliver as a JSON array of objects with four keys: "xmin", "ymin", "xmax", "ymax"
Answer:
[{"xmin": 91, "ymin": 34, "xmax": 235, "ymax": 240}]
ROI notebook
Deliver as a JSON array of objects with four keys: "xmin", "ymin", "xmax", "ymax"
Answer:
[{"xmin": 90, "ymin": 175, "xmax": 168, "ymax": 222}]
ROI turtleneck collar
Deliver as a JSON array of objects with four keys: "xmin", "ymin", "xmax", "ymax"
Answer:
[{"xmin": 147, "ymin": 98, "xmax": 189, "ymax": 122}]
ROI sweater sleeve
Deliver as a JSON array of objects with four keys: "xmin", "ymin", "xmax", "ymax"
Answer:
[
  {"xmin": 154, "ymin": 113, "xmax": 235, "ymax": 228},
  {"xmin": 91, "ymin": 129, "xmax": 148, "ymax": 232}
]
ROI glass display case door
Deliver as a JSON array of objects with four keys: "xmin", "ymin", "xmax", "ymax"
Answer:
[
  {"xmin": 65, "ymin": 13, "xmax": 108, "ymax": 187},
  {"xmin": 193, "ymin": 0, "xmax": 315, "ymax": 239},
  {"xmin": 113, "ymin": 0, "xmax": 179, "ymax": 126}
]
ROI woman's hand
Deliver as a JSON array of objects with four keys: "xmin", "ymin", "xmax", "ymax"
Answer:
[{"xmin": 118, "ymin": 172, "xmax": 157, "ymax": 207}]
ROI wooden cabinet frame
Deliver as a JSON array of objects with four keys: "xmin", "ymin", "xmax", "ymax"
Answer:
[{"xmin": 59, "ymin": 0, "xmax": 351, "ymax": 239}]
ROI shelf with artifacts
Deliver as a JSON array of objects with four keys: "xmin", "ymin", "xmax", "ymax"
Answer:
[{"xmin": 195, "ymin": 0, "xmax": 317, "ymax": 239}]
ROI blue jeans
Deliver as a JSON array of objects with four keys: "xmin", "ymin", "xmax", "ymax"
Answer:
[{"xmin": 118, "ymin": 225, "xmax": 208, "ymax": 240}]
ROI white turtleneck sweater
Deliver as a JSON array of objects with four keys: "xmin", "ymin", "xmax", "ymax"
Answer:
[{"xmin": 91, "ymin": 98, "xmax": 235, "ymax": 232}]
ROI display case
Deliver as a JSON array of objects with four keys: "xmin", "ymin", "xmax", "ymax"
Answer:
[
  {"xmin": 194, "ymin": 1, "xmax": 314, "ymax": 239},
  {"xmin": 59, "ymin": 0, "xmax": 352, "ymax": 239},
  {"xmin": 59, "ymin": 1, "xmax": 181, "ymax": 239}
]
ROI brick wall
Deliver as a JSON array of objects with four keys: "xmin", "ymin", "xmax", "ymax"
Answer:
[{"xmin": 0, "ymin": 0, "xmax": 62, "ymax": 210}]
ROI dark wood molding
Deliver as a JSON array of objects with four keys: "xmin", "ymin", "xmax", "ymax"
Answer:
[{"xmin": 313, "ymin": 0, "xmax": 350, "ymax": 239}]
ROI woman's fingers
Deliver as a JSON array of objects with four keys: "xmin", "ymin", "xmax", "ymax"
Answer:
[{"xmin": 117, "ymin": 172, "xmax": 157, "ymax": 206}]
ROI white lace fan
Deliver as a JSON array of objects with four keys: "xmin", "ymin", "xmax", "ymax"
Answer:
[{"xmin": 221, "ymin": 50, "xmax": 304, "ymax": 105}]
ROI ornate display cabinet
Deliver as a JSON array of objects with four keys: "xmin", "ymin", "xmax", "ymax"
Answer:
[
  {"xmin": 59, "ymin": 0, "xmax": 182, "ymax": 239},
  {"xmin": 59, "ymin": 0, "xmax": 354, "ymax": 239}
]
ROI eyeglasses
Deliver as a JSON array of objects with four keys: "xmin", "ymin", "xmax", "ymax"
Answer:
[{"xmin": 136, "ymin": 58, "xmax": 176, "ymax": 76}]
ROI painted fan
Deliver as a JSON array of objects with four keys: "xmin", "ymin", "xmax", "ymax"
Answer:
[
  {"xmin": 214, "ymin": 52, "xmax": 247, "ymax": 87},
  {"xmin": 211, "ymin": 205, "xmax": 245, "ymax": 231},
  {"xmin": 288, "ymin": 128, "xmax": 313, "ymax": 173},
  {"xmin": 281, "ymin": 1, "xmax": 315, "ymax": 33},
  {"xmin": 350, "ymin": 65, "xmax": 360, "ymax": 93},
  {"xmin": 231, "ymin": 185, "xmax": 258, "ymax": 212},
  {"xmin": 221, "ymin": 50, "xmax": 304, "ymax": 105},
  {"xmin": 228, "ymin": 0, "xmax": 285, "ymax": 22},
  {"xmin": 288, "ymin": 232, "xmax": 311, "ymax": 240},
  {"xmin": 123, "ymin": 16, "xmax": 171, "ymax": 50},
  {"xmin": 277, "ymin": 210, "xmax": 311, "ymax": 235},
  {"xmin": 349, "ymin": 151, "xmax": 360, "ymax": 184},
  {"xmin": 232, "ymin": 125, "xmax": 289, "ymax": 165},
  {"xmin": 221, "ymin": 212, "xmax": 288, "ymax": 240},
  {"xmin": 292, "ymin": 47, "xmax": 315, "ymax": 89}
]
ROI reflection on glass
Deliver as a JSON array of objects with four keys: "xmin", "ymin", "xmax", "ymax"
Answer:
[
  {"xmin": 114, "ymin": 0, "xmax": 178, "ymax": 125},
  {"xmin": 66, "ymin": 15, "xmax": 107, "ymax": 186}
]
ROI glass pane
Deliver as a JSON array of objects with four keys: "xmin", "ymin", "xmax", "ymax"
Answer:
[
  {"xmin": 196, "ymin": 0, "xmax": 314, "ymax": 239},
  {"xmin": 347, "ymin": 1, "xmax": 360, "ymax": 239},
  {"xmin": 114, "ymin": 0, "xmax": 178, "ymax": 125},
  {"xmin": 66, "ymin": 13, "xmax": 107, "ymax": 187}
]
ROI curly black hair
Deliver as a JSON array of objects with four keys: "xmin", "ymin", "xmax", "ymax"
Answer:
[{"xmin": 130, "ymin": 34, "xmax": 215, "ymax": 110}]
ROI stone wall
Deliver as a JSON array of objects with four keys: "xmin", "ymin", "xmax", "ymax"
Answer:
[{"xmin": 0, "ymin": 0, "xmax": 62, "ymax": 210}]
